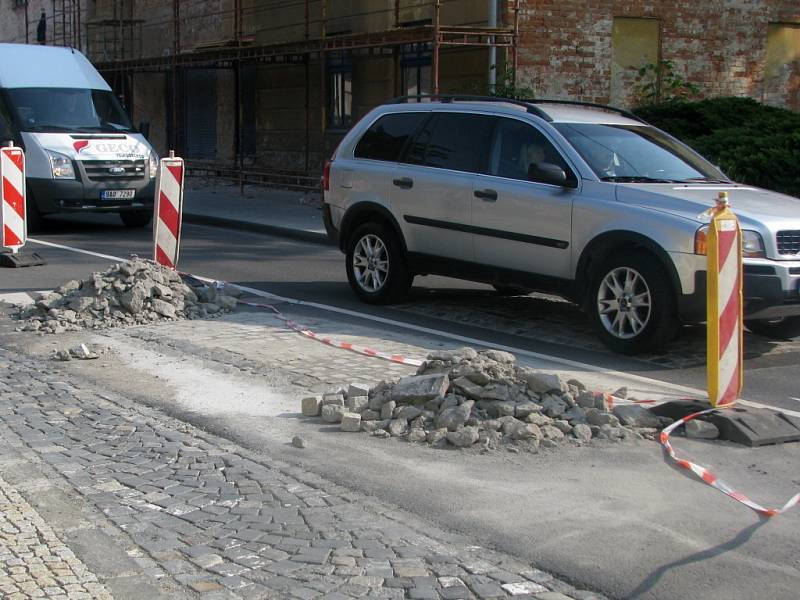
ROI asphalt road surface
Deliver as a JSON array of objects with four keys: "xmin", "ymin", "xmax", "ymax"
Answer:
[{"xmin": 5, "ymin": 212, "xmax": 800, "ymax": 415}]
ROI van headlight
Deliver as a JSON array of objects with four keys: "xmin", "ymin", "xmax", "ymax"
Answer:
[
  {"xmin": 694, "ymin": 225, "xmax": 766, "ymax": 258},
  {"xmin": 46, "ymin": 150, "xmax": 75, "ymax": 179},
  {"xmin": 148, "ymin": 151, "xmax": 158, "ymax": 179}
]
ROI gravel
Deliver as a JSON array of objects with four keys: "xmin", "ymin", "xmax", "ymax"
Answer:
[
  {"xmin": 301, "ymin": 347, "xmax": 668, "ymax": 451},
  {"xmin": 14, "ymin": 257, "xmax": 240, "ymax": 334}
]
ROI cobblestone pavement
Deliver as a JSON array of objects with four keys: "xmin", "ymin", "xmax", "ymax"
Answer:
[
  {"xmin": 0, "ymin": 476, "xmax": 112, "ymax": 600},
  {"xmin": 0, "ymin": 348, "xmax": 607, "ymax": 600},
  {"xmin": 395, "ymin": 291, "xmax": 800, "ymax": 369}
]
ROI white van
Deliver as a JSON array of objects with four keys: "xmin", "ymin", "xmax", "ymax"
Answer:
[{"xmin": 0, "ymin": 44, "xmax": 158, "ymax": 229}]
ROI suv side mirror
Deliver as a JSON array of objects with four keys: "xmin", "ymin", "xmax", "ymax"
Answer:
[
  {"xmin": 138, "ymin": 121, "xmax": 150, "ymax": 140},
  {"xmin": 528, "ymin": 162, "xmax": 569, "ymax": 187}
]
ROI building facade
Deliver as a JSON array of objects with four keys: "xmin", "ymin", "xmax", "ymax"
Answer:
[{"xmin": 1, "ymin": 1, "xmax": 798, "ymax": 184}]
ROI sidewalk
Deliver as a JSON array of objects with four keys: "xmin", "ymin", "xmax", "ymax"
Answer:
[
  {"xmin": 182, "ymin": 180, "xmax": 330, "ymax": 245},
  {"xmin": 0, "ymin": 324, "xmax": 600, "ymax": 600}
]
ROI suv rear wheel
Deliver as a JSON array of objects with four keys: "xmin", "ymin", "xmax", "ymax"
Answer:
[
  {"xmin": 346, "ymin": 222, "xmax": 412, "ymax": 304},
  {"xmin": 588, "ymin": 252, "xmax": 677, "ymax": 354}
]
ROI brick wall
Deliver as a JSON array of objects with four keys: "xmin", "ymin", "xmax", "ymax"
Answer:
[{"xmin": 507, "ymin": 0, "xmax": 800, "ymax": 109}]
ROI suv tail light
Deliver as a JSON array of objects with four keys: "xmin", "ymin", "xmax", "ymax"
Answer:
[{"xmin": 322, "ymin": 160, "xmax": 332, "ymax": 192}]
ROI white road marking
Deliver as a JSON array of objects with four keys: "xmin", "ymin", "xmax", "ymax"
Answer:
[
  {"xmin": 28, "ymin": 238, "xmax": 127, "ymax": 262},
  {"xmin": 25, "ymin": 237, "xmax": 800, "ymax": 419},
  {"xmin": 791, "ymin": 397, "xmax": 800, "ymax": 403}
]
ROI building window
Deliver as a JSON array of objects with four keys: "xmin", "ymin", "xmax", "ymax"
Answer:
[
  {"xmin": 328, "ymin": 52, "xmax": 352, "ymax": 129},
  {"xmin": 402, "ymin": 44, "xmax": 431, "ymax": 100},
  {"xmin": 13, "ymin": 0, "xmax": 28, "ymax": 7}
]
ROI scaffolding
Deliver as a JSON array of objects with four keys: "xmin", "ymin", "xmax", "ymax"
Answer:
[
  {"xmin": 94, "ymin": 0, "xmax": 521, "ymax": 191},
  {"xmin": 51, "ymin": 0, "xmax": 82, "ymax": 49}
]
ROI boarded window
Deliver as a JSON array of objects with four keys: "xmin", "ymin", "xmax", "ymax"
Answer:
[
  {"xmin": 765, "ymin": 23, "xmax": 800, "ymax": 110},
  {"xmin": 611, "ymin": 18, "xmax": 660, "ymax": 107}
]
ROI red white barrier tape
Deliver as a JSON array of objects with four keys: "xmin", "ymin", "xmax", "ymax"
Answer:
[
  {"xmin": 237, "ymin": 299, "xmax": 424, "ymax": 367},
  {"xmin": 660, "ymin": 409, "xmax": 800, "ymax": 517},
  {"xmin": 601, "ymin": 393, "xmax": 659, "ymax": 411},
  {"xmin": 1, "ymin": 145, "xmax": 26, "ymax": 250},
  {"xmin": 153, "ymin": 152, "xmax": 185, "ymax": 269}
]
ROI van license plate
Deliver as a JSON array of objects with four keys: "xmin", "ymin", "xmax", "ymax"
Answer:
[{"xmin": 101, "ymin": 189, "xmax": 135, "ymax": 200}]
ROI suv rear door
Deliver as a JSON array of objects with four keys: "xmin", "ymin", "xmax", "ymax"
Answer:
[
  {"xmin": 472, "ymin": 116, "xmax": 577, "ymax": 279},
  {"xmin": 392, "ymin": 111, "xmax": 495, "ymax": 261}
]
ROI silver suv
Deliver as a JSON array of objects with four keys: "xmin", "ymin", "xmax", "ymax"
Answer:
[{"xmin": 323, "ymin": 96, "xmax": 800, "ymax": 354}]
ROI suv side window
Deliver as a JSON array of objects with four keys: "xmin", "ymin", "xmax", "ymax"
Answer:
[
  {"xmin": 354, "ymin": 112, "xmax": 427, "ymax": 162},
  {"xmin": 405, "ymin": 112, "xmax": 495, "ymax": 173},
  {"xmin": 489, "ymin": 117, "xmax": 575, "ymax": 185}
]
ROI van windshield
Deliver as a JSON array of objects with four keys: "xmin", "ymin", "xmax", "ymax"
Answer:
[{"xmin": 5, "ymin": 88, "xmax": 133, "ymax": 133}]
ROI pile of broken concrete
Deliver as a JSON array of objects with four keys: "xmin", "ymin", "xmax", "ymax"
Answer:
[
  {"xmin": 301, "ymin": 347, "xmax": 671, "ymax": 450},
  {"xmin": 15, "ymin": 257, "xmax": 240, "ymax": 334}
]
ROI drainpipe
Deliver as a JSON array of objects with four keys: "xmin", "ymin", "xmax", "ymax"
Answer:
[{"xmin": 488, "ymin": 0, "xmax": 497, "ymax": 93}]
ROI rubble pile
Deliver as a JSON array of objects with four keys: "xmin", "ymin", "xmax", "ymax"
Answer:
[
  {"xmin": 301, "ymin": 347, "xmax": 669, "ymax": 450},
  {"xmin": 15, "ymin": 258, "xmax": 240, "ymax": 334}
]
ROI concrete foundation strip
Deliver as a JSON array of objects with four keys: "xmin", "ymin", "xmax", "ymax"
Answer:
[
  {"xmin": 660, "ymin": 409, "xmax": 800, "ymax": 517},
  {"xmin": 236, "ymin": 298, "xmax": 424, "ymax": 367}
]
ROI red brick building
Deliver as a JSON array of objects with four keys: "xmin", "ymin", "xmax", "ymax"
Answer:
[{"xmin": 510, "ymin": 1, "xmax": 800, "ymax": 110}]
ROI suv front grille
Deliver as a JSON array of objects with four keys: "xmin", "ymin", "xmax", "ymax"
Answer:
[
  {"xmin": 82, "ymin": 159, "xmax": 146, "ymax": 182},
  {"xmin": 776, "ymin": 230, "xmax": 800, "ymax": 256}
]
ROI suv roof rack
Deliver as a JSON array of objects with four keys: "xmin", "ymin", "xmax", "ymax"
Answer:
[
  {"xmin": 522, "ymin": 98, "xmax": 645, "ymax": 123},
  {"xmin": 388, "ymin": 94, "xmax": 553, "ymax": 121},
  {"xmin": 388, "ymin": 94, "xmax": 645, "ymax": 124}
]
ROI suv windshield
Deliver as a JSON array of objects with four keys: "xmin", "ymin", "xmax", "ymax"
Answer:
[
  {"xmin": 553, "ymin": 123, "xmax": 728, "ymax": 183},
  {"xmin": 5, "ymin": 88, "xmax": 133, "ymax": 133}
]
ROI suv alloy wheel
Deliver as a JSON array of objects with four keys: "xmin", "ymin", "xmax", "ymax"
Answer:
[
  {"xmin": 588, "ymin": 252, "xmax": 678, "ymax": 354},
  {"xmin": 345, "ymin": 222, "xmax": 412, "ymax": 304}
]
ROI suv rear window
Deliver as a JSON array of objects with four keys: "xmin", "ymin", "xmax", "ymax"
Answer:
[{"xmin": 354, "ymin": 112, "xmax": 427, "ymax": 162}]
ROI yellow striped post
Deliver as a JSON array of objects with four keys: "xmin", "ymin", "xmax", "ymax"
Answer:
[{"xmin": 706, "ymin": 192, "xmax": 743, "ymax": 408}]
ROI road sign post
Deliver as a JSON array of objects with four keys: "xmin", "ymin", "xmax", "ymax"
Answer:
[
  {"xmin": 153, "ymin": 150, "xmax": 185, "ymax": 269},
  {"xmin": 706, "ymin": 191, "xmax": 743, "ymax": 408}
]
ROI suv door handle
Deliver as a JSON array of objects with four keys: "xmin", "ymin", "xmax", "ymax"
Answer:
[
  {"xmin": 393, "ymin": 177, "xmax": 414, "ymax": 189},
  {"xmin": 474, "ymin": 188, "xmax": 498, "ymax": 201}
]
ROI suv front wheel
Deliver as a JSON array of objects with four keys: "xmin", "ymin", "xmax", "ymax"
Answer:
[
  {"xmin": 346, "ymin": 222, "xmax": 412, "ymax": 304},
  {"xmin": 588, "ymin": 253, "xmax": 677, "ymax": 354}
]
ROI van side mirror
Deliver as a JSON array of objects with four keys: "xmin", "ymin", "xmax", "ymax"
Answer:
[
  {"xmin": 0, "ymin": 121, "xmax": 12, "ymax": 145},
  {"xmin": 138, "ymin": 121, "xmax": 150, "ymax": 140},
  {"xmin": 529, "ymin": 162, "xmax": 569, "ymax": 187}
]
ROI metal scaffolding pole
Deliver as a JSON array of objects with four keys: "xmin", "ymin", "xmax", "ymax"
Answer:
[
  {"xmin": 319, "ymin": 0, "xmax": 328, "ymax": 168},
  {"xmin": 433, "ymin": 0, "xmax": 441, "ymax": 95}
]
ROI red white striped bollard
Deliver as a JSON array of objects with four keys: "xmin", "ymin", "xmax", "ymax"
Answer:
[
  {"xmin": 1, "ymin": 142, "xmax": 26, "ymax": 251},
  {"xmin": 153, "ymin": 150, "xmax": 185, "ymax": 269},
  {"xmin": 0, "ymin": 143, "xmax": 44, "ymax": 268},
  {"xmin": 706, "ymin": 191, "xmax": 743, "ymax": 408}
]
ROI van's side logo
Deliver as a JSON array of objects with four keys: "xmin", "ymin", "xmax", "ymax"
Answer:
[{"xmin": 73, "ymin": 140, "xmax": 89, "ymax": 153}]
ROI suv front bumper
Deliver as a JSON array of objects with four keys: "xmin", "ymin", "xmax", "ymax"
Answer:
[{"xmin": 678, "ymin": 261, "xmax": 800, "ymax": 322}]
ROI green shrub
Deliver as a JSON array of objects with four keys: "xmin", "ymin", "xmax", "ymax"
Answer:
[{"xmin": 634, "ymin": 97, "xmax": 800, "ymax": 198}]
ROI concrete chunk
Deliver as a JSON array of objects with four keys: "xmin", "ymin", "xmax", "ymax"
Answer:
[{"xmin": 301, "ymin": 396, "xmax": 322, "ymax": 417}]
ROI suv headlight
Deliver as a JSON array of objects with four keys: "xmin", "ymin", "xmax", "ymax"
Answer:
[
  {"xmin": 148, "ymin": 150, "xmax": 159, "ymax": 179},
  {"xmin": 694, "ymin": 225, "xmax": 766, "ymax": 258},
  {"xmin": 46, "ymin": 150, "xmax": 75, "ymax": 179}
]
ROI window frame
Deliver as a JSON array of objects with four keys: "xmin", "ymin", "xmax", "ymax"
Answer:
[
  {"xmin": 486, "ymin": 116, "xmax": 579, "ymax": 188},
  {"xmin": 327, "ymin": 51, "xmax": 353, "ymax": 130}
]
